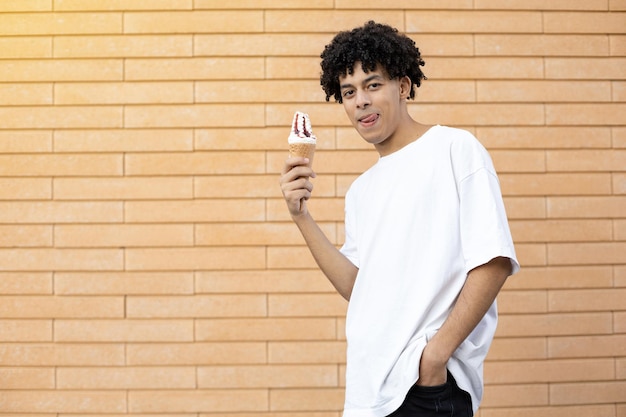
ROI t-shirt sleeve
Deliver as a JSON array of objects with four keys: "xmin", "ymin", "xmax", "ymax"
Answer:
[{"xmin": 458, "ymin": 160, "xmax": 520, "ymax": 276}]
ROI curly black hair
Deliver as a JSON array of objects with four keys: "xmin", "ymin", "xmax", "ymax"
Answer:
[{"xmin": 320, "ymin": 21, "xmax": 427, "ymax": 103}]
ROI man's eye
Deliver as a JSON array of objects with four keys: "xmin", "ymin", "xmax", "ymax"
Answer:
[
  {"xmin": 368, "ymin": 83, "xmax": 380, "ymax": 89},
  {"xmin": 342, "ymin": 90, "xmax": 354, "ymax": 97}
]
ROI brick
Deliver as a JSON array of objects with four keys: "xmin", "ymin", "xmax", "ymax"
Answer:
[
  {"xmin": 55, "ymin": 81, "xmax": 193, "ymax": 104},
  {"xmin": 616, "ymin": 312, "xmax": 626, "ymax": 333},
  {"xmin": 0, "ymin": 390, "xmax": 126, "ymax": 413},
  {"xmin": 0, "ymin": 131, "xmax": 52, "ymax": 153},
  {"xmin": 413, "ymin": 103, "xmax": 545, "ymax": 126},
  {"xmin": 127, "ymin": 294, "xmax": 267, "ymax": 318},
  {"xmin": 0, "ymin": 106, "xmax": 123, "ymax": 129},
  {"xmin": 195, "ymin": 318, "xmax": 338, "ymax": 341},
  {"xmin": 265, "ymin": 10, "xmax": 404, "ymax": 32},
  {"xmin": 423, "ymin": 57, "xmax": 545, "ymax": 79},
  {"xmin": 504, "ymin": 266, "xmax": 614, "ymax": 290},
  {"xmin": 126, "ymin": 247, "xmax": 265, "ymax": 271},
  {"xmin": 475, "ymin": 34, "xmax": 609, "ymax": 56},
  {"xmin": 549, "ymin": 289, "xmax": 626, "ymax": 312},
  {"xmin": 546, "ymin": 58, "xmax": 626, "ymax": 79},
  {"xmin": 611, "ymin": 34, "xmax": 626, "ymax": 55},
  {"xmin": 549, "ymin": 334, "xmax": 626, "ymax": 358},
  {"xmin": 487, "ymin": 337, "xmax": 546, "ymax": 360},
  {"xmin": 544, "ymin": 12, "xmax": 626, "ymax": 34},
  {"xmin": 481, "ymin": 405, "xmax": 616, "ymax": 417},
  {"xmin": 53, "ymin": 177, "xmax": 193, "ymax": 200},
  {"xmin": 195, "ymin": 222, "xmax": 335, "ymax": 246},
  {"xmin": 269, "ymin": 341, "xmax": 347, "ymax": 364},
  {"xmin": 54, "ymin": 35, "xmax": 192, "ymax": 58},
  {"xmin": 486, "ymin": 358, "xmax": 615, "ymax": 384},
  {"xmin": 268, "ymin": 246, "xmax": 318, "ymax": 269},
  {"xmin": 481, "ymin": 384, "xmax": 548, "ymax": 407},
  {"xmin": 194, "ymin": 34, "xmax": 333, "ymax": 56},
  {"xmin": 125, "ymin": 199, "xmax": 264, "ymax": 223},
  {"xmin": 126, "ymin": 152, "xmax": 264, "ymax": 176},
  {"xmin": 0, "ymin": 59, "xmax": 122, "ymax": 81},
  {"xmin": 337, "ymin": 0, "xmax": 470, "ymax": 7},
  {"xmin": 195, "ymin": 270, "xmax": 335, "ymax": 294},
  {"xmin": 129, "ymin": 389, "xmax": 268, "ymax": 413},
  {"xmin": 0, "ymin": 272, "xmax": 51, "ymax": 295},
  {"xmin": 195, "ymin": 127, "xmax": 335, "ymax": 151},
  {"xmin": 548, "ymin": 196, "xmax": 626, "ymax": 218},
  {"xmin": 513, "ymin": 243, "xmax": 547, "ymax": 267},
  {"xmin": 0, "ymin": 319, "xmax": 52, "ymax": 342},
  {"xmin": 490, "ymin": 150, "xmax": 546, "ymax": 173},
  {"xmin": 0, "ymin": 154, "xmax": 122, "ymax": 176},
  {"xmin": 548, "ymin": 104, "xmax": 626, "ymax": 125},
  {"xmin": 193, "ymin": 175, "xmax": 324, "ymax": 199},
  {"xmin": 55, "ymin": 319, "xmax": 194, "ymax": 342},
  {"xmin": 55, "ymin": 272, "xmax": 194, "ymax": 295},
  {"xmin": 509, "ymin": 219, "xmax": 613, "ymax": 242},
  {"xmin": 127, "ymin": 341, "xmax": 266, "ymax": 365},
  {"xmin": 269, "ymin": 150, "xmax": 379, "ymax": 175},
  {"xmin": 477, "ymin": 127, "xmax": 612, "ymax": 149},
  {"xmin": 496, "ymin": 312, "xmax": 613, "ymax": 337},
  {"xmin": 125, "ymin": 104, "xmax": 265, "ymax": 128},
  {"xmin": 502, "ymin": 197, "xmax": 546, "ymax": 219},
  {"xmin": 475, "ymin": 0, "xmax": 608, "ymax": 9},
  {"xmin": 0, "ymin": 225, "xmax": 52, "ymax": 247},
  {"xmin": 198, "ymin": 364, "xmax": 338, "ymax": 388},
  {"xmin": 0, "ymin": 0, "xmax": 51, "ymax": 11},
  {"xmin": 55, "ymin": 224, "xmax": 193, "ymax": 247},
  {"xmin": 549, "ymin": 242, "xmax": 626, "ymax": 265},
  {"xmin": 0, "ymin": 201, "xmax": 123, "ymax": 223},
  {"xmin": 550, "ymin": 381, "xmax": 626, "ymax": 405},
  {"xmin": 616, "ymin": 220, "xmax": 626, "ymax": 240},
  {"xmin": 269, "ymin": 388, "xmax": 345, "ymax": 412},
  {"xmin": 266, "ymin": 57, "xmax": 322, "ymax": 79},
  {"xmin": 125, "ymin": 57, "xmax": 264, "ymax": 81},
  {"xmin": 55, "ymin": 0, "xmax": 193, "ymax": 10},
  {"xmin": 614, "ymin": 81, "xmax": 626, "ymax": 101},
  {"xmin": 616, "ymin": 266, "xmax": 626, "ymax": 287},
  {"xmin": 614, "ymin": 173, "xmax": 626, "ymax": 194},
  {"xmin": 0, "ymin": 83, "xmax": 52, "ymax": 105},
  {"xmin": 0, "ymin": 367, "xmax": 55, "ymax": 389},
  {"xmin": 57, "ymin": 366, "xmax": 196, "ymax": 389},
  {"xmin": 125, "ymin": 10, "xmax": 263, "ymax": 33},
  {"xmin": 54, "ymin": 129, "xmax": 192, "ymax": 152},
  {"xmin": 0, "ymin": 249, "xmax": 123, "ymax": 272},
  {"xmin": 497, "ymin": 290, "xmax": 547, "ymax": 314},
  {"xmin": 196, "ymin": 80, "xmax": 324, "ymax": 104},
  {"xmin": 0, "ymin": 296, "xmax": 123, "ymax": 318},
  {"xmin": 268, "ymin": 294, "xmax": 347, "ymax": 317},
  {"xmin": 547, "ymin": 150, "xmax": 626, "ymax": 171},
  {"xmin": 499, "ymin": 173, "xmax": 611, "ymax": 196},
  {"xmin": 0, "ymin": 343, "xmax": 125, "ymax": 366},
  {"xmin": 407, "ymin": 11, "xmax": 543, "ymax": 32},
  {"xmin": 477, "ymin": 81, "xmax": 611, "ymax": 102},
  {"xmin": 0, "ymin": 12, "xmax": 122, "ymax": 35}
]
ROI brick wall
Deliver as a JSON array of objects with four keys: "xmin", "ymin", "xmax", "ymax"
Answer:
[{"xmin": 0, "ymin": 1, "xmax": 624, "ymax": 415}]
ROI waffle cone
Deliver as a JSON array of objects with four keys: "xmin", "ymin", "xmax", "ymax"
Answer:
[{"xmin": 289, "ymin": 142, "xmax": 316, "ymax": 166}]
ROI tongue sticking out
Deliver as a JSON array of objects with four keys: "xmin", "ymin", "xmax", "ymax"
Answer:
[{"xmin": 360, "ymin": 114, "xmax": 378, "ymax": 125}]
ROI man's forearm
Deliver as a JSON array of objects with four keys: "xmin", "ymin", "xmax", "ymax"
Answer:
[
  {"xmin": 418, "ymin": 256, "xmax": 512, "ymax": 385},
  {"xmin": 293, "ymin": 212, "xmax": 358, "ymax": 301}
]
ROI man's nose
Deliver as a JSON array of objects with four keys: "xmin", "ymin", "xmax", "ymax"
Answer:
[{"xmin": 355, "ymin": 90, "xmax": 371, "ymax": 108}]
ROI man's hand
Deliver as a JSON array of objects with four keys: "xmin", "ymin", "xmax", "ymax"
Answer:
[
  {"xmin": 280, "ymin": 156, "xmax": 316, "ymax": 217},
  {"xmin": 416, "ymin": 341, "xmax": 448, "ymax": 386}
]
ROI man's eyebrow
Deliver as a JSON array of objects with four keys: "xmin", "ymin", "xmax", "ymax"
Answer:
[{"xmin": 340, "ymin": 74, "xmax": 385, "ymax": 90}]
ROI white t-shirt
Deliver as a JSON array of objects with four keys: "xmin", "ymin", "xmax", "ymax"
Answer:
[{"xmin": 339, "ymin": 125, "xmax": 519, "ymax": 417}]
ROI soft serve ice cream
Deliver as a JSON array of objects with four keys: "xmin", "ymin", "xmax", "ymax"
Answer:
[{"xmin": 288, "ymin": 111, "xmax": 316, "ymax": 166}]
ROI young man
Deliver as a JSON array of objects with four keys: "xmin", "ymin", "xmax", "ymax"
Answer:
[{"xmin": 279, "ymin": 21, "xmax": 519, "ymax": 417}]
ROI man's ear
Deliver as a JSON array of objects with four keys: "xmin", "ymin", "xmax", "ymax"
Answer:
[{"xmin": 399, "ymin": 76, "xmax": 412, "ymax": 99}]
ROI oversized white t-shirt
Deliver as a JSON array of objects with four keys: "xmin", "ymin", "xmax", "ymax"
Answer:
[{"xmin": 339, "ymin": 125, "xmax": 519, "ymax": 417}]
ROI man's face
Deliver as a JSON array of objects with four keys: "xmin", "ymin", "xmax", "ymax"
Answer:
[{"xmin": 338, "ymin": 63, "xmax": 409, "ymax": 150}]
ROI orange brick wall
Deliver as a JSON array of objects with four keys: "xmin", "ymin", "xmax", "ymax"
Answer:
[{"xmin": 0, "ymin": 1, "xmax": 624, "ymax": 416}]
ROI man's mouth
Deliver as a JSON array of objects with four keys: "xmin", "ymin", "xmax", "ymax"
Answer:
[{"xmin": 358, "ymin": 113, "xmax": 379, "ymax": 127}]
